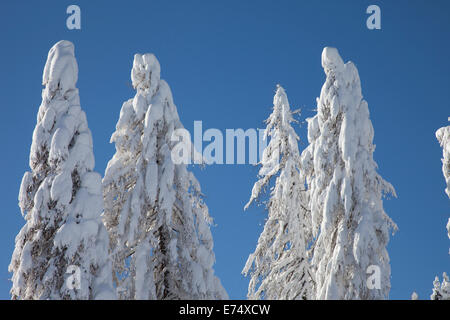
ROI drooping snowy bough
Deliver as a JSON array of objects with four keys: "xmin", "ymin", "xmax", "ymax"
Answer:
[
  {"xmin": 301, "ymin": 47, "xmax": 397, "ymax": 300},
  {"xmin": 10, "ymin": 40, "xmax": 115, "ymax": 300},
  {"xmin": 103, "ymin": 53, "xmax": 227, "ymax": 300},
  {"xmin": 243, "ymin": 85, "xmax": 313, "ymax": 300}
]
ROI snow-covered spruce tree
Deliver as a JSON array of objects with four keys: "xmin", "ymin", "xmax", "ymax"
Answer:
[
  {"xmin": 103, "ymin": 53, "xmax": 227, "ymax": 300},
  {"xmin": 431, "ymin": 273, "xmax": 450, "ymax": 300},
  {"xmin": 430, "ymin": 121, "xmax": 450, "ymax": 300},
  {"xmin": 9, "ymin": 40, "xmax": 115, "ymax": 300},
  {"xmin": 301, "ymin": 47, "xmax": 397, "ymax": 300},
  {"xmin": 436, "ymin": 122, "xmax": 450, "ymax": 238},
  {"xmin": 242, "ymin": 85, "xmax": 313, "ymax": 300}
]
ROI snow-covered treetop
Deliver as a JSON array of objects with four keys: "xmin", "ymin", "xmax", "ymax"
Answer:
[
  {"xmin": 103, "ymin": 52, "xmax": 226, "ymax": 300},
  {"xmin": 436, "ymin": 121, "xmax": 450, "ymax": 198},
  {"xmin": 42, "ymin": 40, "xmax": 78, "ymax": 97},
  {"xmin": 431, "ymin": 273, "xmax": 450, "ymax": 300},
  {"xmin": 12, "ymin": 40, "xmax": 115, "ymax": 300},
  {"xmin": 321, "ymin": 47, "xmax": 345, "ymax": 73},
  {"xmin": 302, "ymin": 47, "xmax": 396, "ymax": 299},
  {"xmin": 131, "ymin": 53, "xmax": 161, "ymax": 95},
  {"xmin": 243, "ymin": 85, "xmax": 313, "ymax": 300},
  {"xmin": 245, "ymin": 85, "xmax": 299, "ymax": 209},
  {"xmin": 304, "ymin": 47, "xmax": 397, "ymax": 236},
  {"xmin": 435, "ymin": 120, "xmax": 450, "ymax": 243}
]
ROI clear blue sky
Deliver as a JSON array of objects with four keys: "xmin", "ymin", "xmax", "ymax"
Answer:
[{"xmin": 0, "ymin": 0, "xmax": 448, "ymax": 300}]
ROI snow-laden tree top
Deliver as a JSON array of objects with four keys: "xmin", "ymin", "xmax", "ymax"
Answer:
[
  {"xmin": 245, "ymin": 85, "xmax": 299, "ymax": 209},
  {"xmin": 103, "ymin": 52, "xmax": 227, "ymax": 300},
  {"xmin": 431, "ymin": 273, "xmax": 450, "ymax": 300},
  {"xmin": 131, "ymin": 53, "xmax": 161, "ymax": 94},
  {"xmin": 435, "ymin": 121, "xmax": 450, "ymax": 244},
  {"xmin": 302, "ymin": 47, "xmax": 396, "ymax": 300},
  {"xmin": 42, "ymin": 40, "xmax": 78, "ymax": 96},
  {"xmin": 243, "ymin": 85, "xmax": 313, "ymax": 300},
  {"xmin": 436, "ymin": 122, "xmax": 450, "ymax": 199},
  {"xmin": 11, "ymin": 40, "xmax": 115, "ymax": 300},
  {"xmin": 321, "ymin": 47, "xmax": 345, "ymax": 73}
]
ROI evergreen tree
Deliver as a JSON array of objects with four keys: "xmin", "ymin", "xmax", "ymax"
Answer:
[
  {"xmin": 430, "ymin": 121, "xmax": 449, "ymax": 300},
  {"xmin": 301, "ymin": 47, "xmax": 397, "ymax": 299},
  {"xmin": 103, "ymin": 53, "xmax": 227, "ymax": 300},
  {"xmin": 243, "ymin": 85, "xmax": 313, "ymax": 300},
  {"xmin": 436, "ymin": 122, "xmax": 450, "ymax": 238},
  {"xmin": 10, "ymin": 40, "xmax": 115, "ymax": 300},
  {"xmin": 431, "ymin": 273, "xmax": 450, "ymax": 300}
]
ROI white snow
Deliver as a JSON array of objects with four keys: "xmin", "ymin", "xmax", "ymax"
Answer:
[
  {"xmin": 9, "ymin": 40, "xmax": 115, "ymax": 300},
  {"xmin": 431, "ymin": 273, "xmax": 450, "ymax": 300},
  {"xmin": 243, "ymin": 85, "xmax": 313, "ymax": 300},
  {"xmin": 42, "ymin": 40, "xmax": 78, "ymax": 96},
  {"xmin": 436, "ymin": 123, "xmax": 450, "ymax": 200},
  {"xmin": 431, "ymin": 121, "xmax": 450, "ymax": 300},
  {"xmin": 103, "ymin": 53, "xmax": 227, "ymax": 300},
  {"xmin": 301, "ymin": 47, "xmax": 396, "ymax": 300}
]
